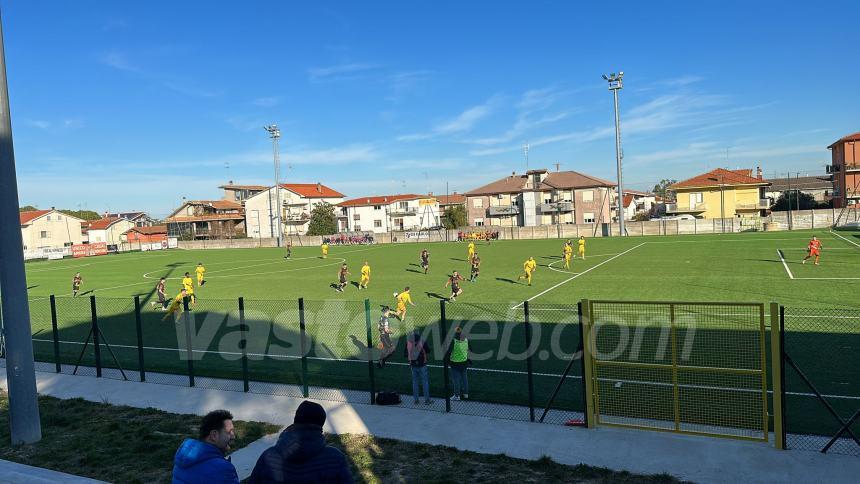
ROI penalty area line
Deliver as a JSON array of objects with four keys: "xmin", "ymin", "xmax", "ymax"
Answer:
[
  {"xmin": 777, "ymin": 249, "xmax": 794, "ymax": 280},
  {"xmin": 511, "ymin": 242, "xmax": 647, "ymax": 310}
]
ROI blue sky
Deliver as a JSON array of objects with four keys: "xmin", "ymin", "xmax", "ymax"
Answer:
[{"xmin": 5, "ymin": 1, "xmax": 858, "ymax": 217}]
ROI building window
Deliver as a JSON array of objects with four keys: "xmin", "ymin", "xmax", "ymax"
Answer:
[
  {"xmin": 472, "ymin": 198, "xmax": 483, "ymax": 208},
  {"xmin": 475, "ymin": 218, "xmax": 484, "ymax": 227},
  {"xmin": 40, "ymin": 231, "xmax": 48, "ymax": 238},
  {"xmin": 374, "ymin": 205, "xmax": 382, "ymax": 210},
  {"xmin": 58, "ymin": 215, "xmax": 63, "ymax": 220},
  {"xmin": 583, "ymin": 212, "xmax": 595, "ymax": 223},
  {"xmin": 353, "ymin": 214, "xmax": 360, "ymax": 221},
  {"xmin": 399, "ymin": 201, "xmax": 409, "ymax": 209},
  {"xmin": 47, "ymin": 215, "xmax": 51, "ymax": 221},
  {"xmin": 374, "ymin": 220, "xmax": 382, "ymax": 228},
  {"xmin": 689, "ymin": 192, "xmax": 703, "ymax": 206},
  {"xmin": 341, "ymin": 207, "xmax": 348, "ymax": 215},
  {"xmin": 582, "ymin": 190, "xmax": 594, "ymax": 202},
  {"xmin": 355, "ymin": 225, "xmax": 361, "ymax": 231}
]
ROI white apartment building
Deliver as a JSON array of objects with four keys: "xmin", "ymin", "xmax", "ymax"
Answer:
[
  {"xmin": 20, "ymin": 209, "xmax": 85, "ymax": 251},
  {"xmin": 84, "ymin": 217, "xmax": 136, "ymax": 244},
  {"xmin": 338, "ymin": 194, "xmax": 441, "ymax": 233},
  {"xmin": 244, "ymin": 183, "xmax": 345, "ymax": 238}
]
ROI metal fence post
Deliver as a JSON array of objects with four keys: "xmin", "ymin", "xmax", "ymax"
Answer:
[
  {"xmin": 49, "ymin": 295, "xmax": 60, "ymax": 373},
  {"xmin": 581, "ymin": 299, "xmax": 596, "ymax": 428},
  {"xmin": 183, "ymin": 296, "xmax": 194, "ymax": 387},
  {"xmin": 524, "ymin": 300, "xmax": 535, "ymax": 422},
  {"xmin": 239, "ymin": 297, "xmax": 249, "ymax": 392},
  {"xmin": 298, "ymin": 298, "xmax": 309, "ymax": 398},
  {"xmin": 441, "ymin": 299, "xmax": 451, "ymax": 413},
  {"xmin": 90, "ymin": 295, "xmax": 102, "ymax": 377},
  {"xmin": 364, "ymin": 299, "xmax": 376, "ymax": 405},
  {"xmin": 577, "ymin": 301, "xmax": 589, "ymax": 426},
  {"xmin": 133, "ymin": 296, "xmax": 145, "ymax": 382},
  {"xmin": 771, "ymin": 303, "xmax": 786, "ymax": 450}
]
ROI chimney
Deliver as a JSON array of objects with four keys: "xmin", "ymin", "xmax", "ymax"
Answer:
[
  {"xmin": 228, "ymin": 180, "xmax": 233, "ymax": 185},
  {"xmin": 317, "ymin": 182, "xmax": 322, "ymax": 193},
  {"xmin": 756, "ymin": 166, "xmax": 763, "ymax": 180},
  {"xmin": 103, "ymin": 211, "xmax": 108, "ymax": 219},
  {"xmin": 51, "ymin": 206, "xmax": 55, "ymax": 210}
]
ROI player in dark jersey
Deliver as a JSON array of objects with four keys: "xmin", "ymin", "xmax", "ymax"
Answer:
[
  {"xmin": 72, "ymin": 272, "xmax": 83, "ymax": 297},
  {"xmin": 336, "ymin": 263, "xmax": 350, "ymax": 292},
  {"xmin": 469, "ymin": 253, "xmax": 481, "ymax": 282},
  {"xmin": 420, "ymin": 248, "xmax": 430, "ymax": 274},
  {"xmin": 445, "ymin": 271, "xmax": 464, "ymax": 302},
  {"xmin": 377, "ymin": 306, "xmax": 394, "ymax": 368}
]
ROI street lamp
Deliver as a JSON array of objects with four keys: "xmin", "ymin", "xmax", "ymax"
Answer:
[
  {"xmin": 603, "ymin": 72, "xmax": 625, "ymax": 236},
  {"xmin": 264, "ymin": 125, "xmax": 283, "ymax": 247},
  {"xmin": 707, "ymin": 176, "xmax": 726, "ymax": 233}
]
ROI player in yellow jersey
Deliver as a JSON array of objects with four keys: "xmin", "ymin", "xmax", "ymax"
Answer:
[
  {"xmin": 321, "ymin": 242, "xmax": 329, "ymax": 259},
  {"xmin": 563, "ymin": 241, "xmax": 573, "ymax": 270},
  {"xmin": 577, "ymin": 236, "xmax": 586, "ymax": 259},
  {"xmin": 467, "ymin": 241, "xmax": 475, "ymax": 261},
  {"xmin": 393, "ymin": 286, "xmax": 416, "ymax": 321},
  {"xmin": 195, "ymin": 262, "xmax": 206, "ymax": 286},
  {"xmin": 359, "ymin": 261, "xmax": 371, "ymax": 289},
  {"xmin": 517, "ymin": 257, "xmax": 537, "ymax": 286},
  {"xmin": 182, "ymin": 272, "xmax": 196, "ymax": 305},
  {"xmin": 162, "ymin": 288, "xmax": 188, "ymax": 322}
]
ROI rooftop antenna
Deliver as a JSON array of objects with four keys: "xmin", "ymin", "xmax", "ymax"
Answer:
[
  {"xmin": 523, "ymin": 142, "xmax": 530, "ymax": 172},
  {"xmin": 224, "ymin": 161, "xmax": 230, "ymax": 181},
  {"xmin": 554, "ymin": 162, "xmax": 560, "ymax": 172}
]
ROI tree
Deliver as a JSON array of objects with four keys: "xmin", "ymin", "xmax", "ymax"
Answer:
[
  {"xmin": 771, "ymin": 191, "xmax": 822, "ymax": 211},
  {"xmin": 19, "ymin": 205, "xmax": 38, "ymax": 211},
  {"xmin": 306, "ymin": 202, "xmax": 338, "ymax": 235},
  {"xmin": 441, "ymin": 204, "xmax": 467, "ymax": 229},
  {"xmin": 653, "ymin": 179, "xmax": 678, "ymax": 200},
  {"xmin": 60, "ymin": 209, "xmax": 101, "ymax": 221}
]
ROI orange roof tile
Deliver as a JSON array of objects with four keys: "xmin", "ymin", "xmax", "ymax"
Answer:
[
  {"xmin": 281, "ymin": 183, "xmax": 345, "ymax": 198},
  {"xmin": 828, "ymin": 131, "xmax": 860, "ymax": 149},
  {"xmin": 436, "ymin": 193, "xmax": 466, "ymax": 205},
  {"xmin": 338, "ymin": 194, "xmax": 426, "ymax": 207},
  {"xmin": 219, "ymin": 184, "xmax": 269, "ymax": 191},
  {"xmin": 19, "ymin": 210, "xmax": 52, "ymax": 225},
  {"xmin": 123, "ymin": 225, "xmax": 167, "ymax": 235},
  {"xmin": 166, "ymin": 214, "xmax": 246, "ymax": 223},
  {"xmin": 669, "ymin": 168, "xmax": 769, "ymax": 190},
  {"xmin": 623, "ymin": 194, "xmax": 635, "ymax": 207},
  {"xmin": 86, "ymin": 217, "xmax": 128, "ymax": 230}
]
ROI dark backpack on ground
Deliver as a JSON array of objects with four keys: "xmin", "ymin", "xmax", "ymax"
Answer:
[{"xmin": 375, "ymin": 391, "xmax": 401, "ymax": 405}]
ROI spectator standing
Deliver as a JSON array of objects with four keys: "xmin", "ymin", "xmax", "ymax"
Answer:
[
  {"xmin": 448, "ymin": 327, "xmax": 471, "ymax": 400},
  {"xmin": 172, "ymin": 409, "xmax": 239, "ymax": 484},
  {"xmin": 405, "ymin": 331, "xmax": 432, "ymax": 404}
]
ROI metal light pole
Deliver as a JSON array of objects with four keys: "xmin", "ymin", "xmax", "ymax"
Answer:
[
  {"xmin": 523, "ymin": 143, "xmax": 529, "ymax": 172},
  {"xmin": 603, "ymin": 72, "xmax": 625, "ymax": 236},
  {"xmin": 264, "ymin": 125, "xmax": 283, "ymax": 247},
  {"xmin": 708, "ymin": 175, "xmax": 726, "ymax": 233},
  {"xmin": 0, "ymin": 8, "xmax": 42, "ymax": 444}
]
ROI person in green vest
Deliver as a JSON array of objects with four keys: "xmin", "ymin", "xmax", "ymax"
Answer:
[{"xmin": 448, "ymin": 327, "xmax": 471, "ymax": 400}]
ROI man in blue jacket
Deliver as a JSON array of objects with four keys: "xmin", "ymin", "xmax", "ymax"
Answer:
[
  {"xmin": 249, "ymin": 400, "xmax": 353, "ymax": 483},
  {"xmin": 172, "ymin": 409, "xmax": 239, "ymax": 484}
]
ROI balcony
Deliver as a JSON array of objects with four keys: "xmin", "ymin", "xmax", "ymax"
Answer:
[
  {"xmin": 284, "ymin": 213, "xmax": 310, "ymax": 223},
  {"xmin": 735, "ymin": 199, "xmax": 771, "ymax": 210},
  {"xmin": 665, "ymin": 202, "xmax": 707, "ymax": 214},
  {"xmin": 487, "ymin": 205, "xmax": 520, "ymax": 216},
  {"xmin": 827, "ymin": 165, "xmax": 841, "ymax": 174},
  {"xmin": 538, "ymin": 202, "xmax": 574, "ymax": 213},
  {"xmin": 390, "ymin": 208, "xmax": 417, "ymax": 216}
]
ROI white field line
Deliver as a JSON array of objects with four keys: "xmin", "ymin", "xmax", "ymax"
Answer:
[
  {"xmin": 511, "ymin": 242, "xmax": 647, "ymax": 310},
  {"xmin": 545, "ymin": 252, "xmax": 622, "ymax": 275},
  {"xmin": 829, "ymin": 229, "xmax": 860, "ymax": 248},
  {"xmin": 793, "ymin": 277, "xmax": 860, "ymax": 280},
  {"xmin": 645, "ymin": 237, "xmax": 827, "ymax": 244},
  {"xmin": 777, "ymin": 249, "xmax": 794, "ymax": 280},
  {"xmin": 33, "ymin": 338, "xmax": 860, "ymax": 401}
]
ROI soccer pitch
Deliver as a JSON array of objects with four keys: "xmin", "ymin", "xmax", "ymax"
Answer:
[{"xmin": 20, "ymin": 229, "xmax": 860, "ymax": 442}]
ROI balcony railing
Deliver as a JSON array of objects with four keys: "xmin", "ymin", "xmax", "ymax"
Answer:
[
  {"xmin": 487, "ymin": 205, "xmax": 520, "ymax": 216},
  {"xmin": 538, "ymin": 202, "xmax": 574, "ymax": 213},
  {"xmin": 390, "ymin": 208, "xmax": 417, "ymax": 216},
  {"xmin": 844, "ymin": 163, "xmax": 860, "ymax": 172},
  {"xmin": 665, "ymin": 202, "xmax": 707, "ymax": 213},
  {"xmin": 284, "ymin": 213, "xmax": 310, "ymax": 223},
  {"xmin": 735, "ymin": 199, "xmax": 771, "ymax": 210}
]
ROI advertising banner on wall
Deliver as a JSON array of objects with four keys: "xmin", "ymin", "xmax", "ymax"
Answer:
[{"xmin": 71, "ymin": 242, "xmax": 108, "ymax": 258}]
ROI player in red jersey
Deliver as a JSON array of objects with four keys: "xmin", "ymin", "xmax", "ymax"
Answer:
[{"xmin": 802, "ymin": 236, "xmax": 822, "ymax": 265}]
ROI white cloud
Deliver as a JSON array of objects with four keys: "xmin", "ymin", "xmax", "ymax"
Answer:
[
  {"xmin": 398, "ymin": 97, "xmax": 497, "ymax": 141},
  {"xmin": 23, "ymin": 119, "xmax": 51, "ymax": 129},
  {"xmin": 307, "ymin": 62, "xmax": 379, "ymax": 81},
  {"xmin": 251, "ymin": 96, "xmax": 282, "ymax": 107}
]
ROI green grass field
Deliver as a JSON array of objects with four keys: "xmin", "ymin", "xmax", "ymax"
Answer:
[{"xmin": 18, "ymin": 229, "xmax": 860, "ymax": 447}]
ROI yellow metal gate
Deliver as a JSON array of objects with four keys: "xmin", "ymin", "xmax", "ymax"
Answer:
[{"xmin": 583, "ymin": 300, "xmax": 769, "ymax": 441}]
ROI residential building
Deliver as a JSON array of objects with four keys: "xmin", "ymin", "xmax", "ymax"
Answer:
[
  {"xmin": 165, "ymin": 200, "xmax": 245, "ymax": 239},
  {"xmin": 84, "ymin": 217, "xmax": 136, "ymax": 244},
  {"xmin": 123, "ymin": 225, "xmax": 168, "ymax": 244},
  {"xmin": 464, "ymin": 169, "xmax": 617, "ymax": 227},
  {"xmin": 219, "ymin": 181, "xmax": 269, "ymax": 205},
  {"xmin": 826, "ymin": 132, "xmax": 860, "ymax": 208},
  {"xmin": 667, "ymin": 167, "xmax": 771, "ymax": 219},
  {"xmin": 106, "ymin": 212, "xmax": 158, "ymax": 227},
  {"xmin": 19, "ymin": 209, "xmax": 85, "ymax": 251},
  {"xmin": 338, "ymin": 194, "xmax": 440, "ymax": 233},
  {"xmin": 622, "ymin": 190, "xmax": 661, "ymax": 220},
  {"xmin": 765, "ymin": 175, "xmax": 833, "ymax": 203},
  {"xmin": 244, "ymin": 182, "xmax": 345, "ymax": 238},
  {"xmin": 436, "ymin": 192, "xmax": 466, "ymax": 214}
]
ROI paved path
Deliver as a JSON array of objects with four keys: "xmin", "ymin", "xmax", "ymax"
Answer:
[
  {"xmin": 2, "ymin": 370, "xmax": 858, "ymax": 483},
  {"xmin": 0, "ymin": 459, "xmax": 106, "ymax": 484}
]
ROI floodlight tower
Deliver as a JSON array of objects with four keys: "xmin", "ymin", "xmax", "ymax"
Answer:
[
  {"xmin": 264, "ymin": 125, "xmax": 283, "ymax": 247},
  {"xmin": 603, "ymin": 71, "xmax": 625, "ymax": 236}
]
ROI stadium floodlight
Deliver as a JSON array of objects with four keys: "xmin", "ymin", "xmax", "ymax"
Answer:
[
  {"xmin": 603, "ymin": 71, "xmax": 625, "ymax": 235},
  {"xmin": 264, "ymin": 125, "xmax": 284, "ymax": 247}
]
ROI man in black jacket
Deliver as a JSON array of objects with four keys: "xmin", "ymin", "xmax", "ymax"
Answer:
[{"xmin": 248, "ymin": 401, "xmax": 353, "ymax": 483}]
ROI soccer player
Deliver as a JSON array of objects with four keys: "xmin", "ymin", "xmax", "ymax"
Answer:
[
  {"xmin": 182, "ymin": 272, "xmax": 196, "ymax": 305},
  {"xmin": 517, "ymin": 257, "xmax": 537, "ymax": 286},
  {"xmin": 285, "ymin": 241, "xmax": 292, "ymax": 260},
  {"xmin": 420, "ymin": 248, "xmax": 430, "ymax": 274},
  {"xmin": 336, "ymin": 263, "xmax": 350, "ymax": 292},
  {"xmin": 802, "ymin": 236, "xmax": 823, "ymax": 265},
  {"xmin": 359, "ymin": 261, "xmax": 371, "ymax": 289},
  {"xmin": 563, "ymin": 241, "xmax": 573, "ymax": 270},
  {"xmin": 72, "ymin": 272, "xmax": 83, "ymax": 297},
  {"xmin": 162, "ymin": 288, "xmax": 188, "ymax": 322},
  {"xmin": 195, "ymin": 262, "xmax": 206, "ymax": 287},
  {"xmin": 321, "ymin": 242, "xmax": 329, "ymax": 259},
  {"xmin": 467, "ymin": 241, "xmax": 476, "ymax": 261},
  {"xmin": 393, "ymin": 286, "xmax": 415, "ymax": 321},
  {"xmin": 151, "ymin": 277, "xmax": 167, "ymax": 310},
  {"xmin": 577, "ymin": 236, "xmax": 586, "ymax": 259},
  {"xmin": 377, "ymin": 306, "xmax": 394, "ymax": 368},
  {"xmin": 469, "ymin": 253, "xmax": 481, "ymax": 282},
  {"xmin": 445, "ymin": 271, "xmax": 465, "ymax": 302}
]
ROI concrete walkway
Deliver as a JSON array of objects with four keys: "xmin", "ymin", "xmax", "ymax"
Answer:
[
  {"xmin": 0, "ymin": 459, "xmax": 106, "ymax": 483},
  {"xmin": 2, "ymin": 371, "xmax": 858, "ymax": 483}
]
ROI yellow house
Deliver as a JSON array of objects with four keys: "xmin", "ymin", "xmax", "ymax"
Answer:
[{"xmin": 668, "ymin": 168, "xmax": 771, "ymax": 219}]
